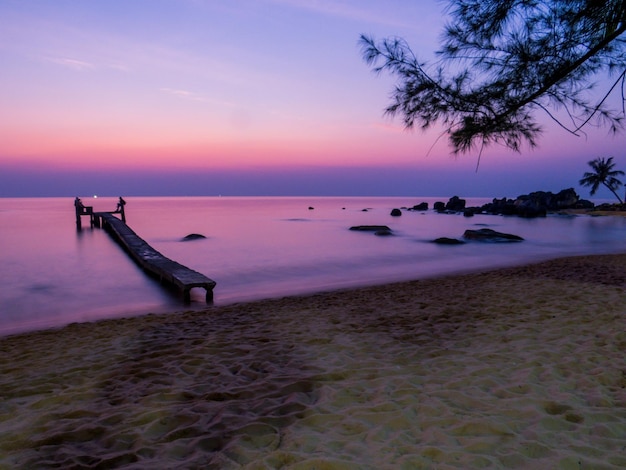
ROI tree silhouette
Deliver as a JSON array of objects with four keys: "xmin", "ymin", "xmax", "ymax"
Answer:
[
  {"xmin": 579, "ymin": 156, "xmax": 625, "ymax": 203},
  {"xmin": 360, "ymin": 0, "xmax": 626, "ymax": 154}
]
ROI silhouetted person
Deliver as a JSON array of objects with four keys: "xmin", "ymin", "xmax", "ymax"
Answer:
[
  {"xmin": 116, "ymin": 197, "xmax": 126, "ymax": 212},
  {"xmin": 74, "ymin": 197, "xmax": 86, "ymax": 229}
]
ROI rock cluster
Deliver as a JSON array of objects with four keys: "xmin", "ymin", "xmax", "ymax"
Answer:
[{"xmin": 436, "ymin": 188, "xmax": 593, "ymax": 218}]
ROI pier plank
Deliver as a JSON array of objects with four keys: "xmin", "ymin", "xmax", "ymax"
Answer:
[{"xmin": 96, "ymin": 213, "xmax": 216, "ymax": 302}]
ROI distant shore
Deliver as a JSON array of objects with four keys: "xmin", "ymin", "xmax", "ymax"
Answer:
[
  {"xmin": 559, "ymin": 208, "xmax": 626, "ymax": 217},
  {"xmin": 1, "ymin": 251, "xmax": 626, "ymax": 467}
]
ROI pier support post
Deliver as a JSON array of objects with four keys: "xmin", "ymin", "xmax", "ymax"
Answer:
[
  {"xmin": 75, "ymin": 208, "xmax": 82, "ymax": 230},
  {"xmin": 74, "ymin": 197, "xmax": 84, "ymax": 230}
]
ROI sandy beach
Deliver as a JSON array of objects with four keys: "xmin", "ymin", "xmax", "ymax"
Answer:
[{"xmin": 1, "ymin": 254, "xmax": 625, "ymax": 469}]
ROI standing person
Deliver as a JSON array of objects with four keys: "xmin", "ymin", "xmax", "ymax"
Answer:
[
  {"xmin": 116, "ymin": 197, "xmax": 126, "ymax": 212},
  {"xmin": 74, "ymin": 197, "xmax": 86, "ymax": 229}
]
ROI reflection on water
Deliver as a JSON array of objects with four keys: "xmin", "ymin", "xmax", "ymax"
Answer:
[{"xmin": 1, "ymin": 196, "xmax": 626, "ymax": 335}]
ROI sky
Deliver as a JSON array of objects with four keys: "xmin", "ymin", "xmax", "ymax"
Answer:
[{"xmin": 0, "ymin": 0, "xmax": 624, "ymax": 198}]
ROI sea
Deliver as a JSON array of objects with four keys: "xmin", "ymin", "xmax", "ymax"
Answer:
[{"xmin": 2, "ymin": 195, "xmax": 626, "ymax": 336}]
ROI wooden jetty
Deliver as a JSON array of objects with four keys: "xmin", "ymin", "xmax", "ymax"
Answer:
[
  {"xmin": 76, "ymin": 200, "xmax": 216, "ymax": 303},
  {"xmin": 74, "ymin": 197, "xmax": 125, "ymax": 229}
]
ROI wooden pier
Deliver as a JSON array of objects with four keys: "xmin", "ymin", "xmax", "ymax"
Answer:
[{"xmin": 76, "ymin": 200, "xmax": 216, "ymax": 303}]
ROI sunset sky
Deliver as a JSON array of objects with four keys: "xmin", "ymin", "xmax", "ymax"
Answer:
[{"xmin": 1, "ymin": 0, "xmax": 624, "ymax": 198}]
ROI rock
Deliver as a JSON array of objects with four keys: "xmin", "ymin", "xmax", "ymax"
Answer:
[
  {"xmin": 433, "ymin": 237, "xmax": 465, "ymax": 245},
  {"xmin": 554, "ymin": 188, "xmax": 579, "ymax": 208},
  {"xmin": 463, "ymin": 228, "xmax": 523, "ymax": 242},
  {"xmin": 350, "ymin": 225, "xmax": 393, "ymax": 236},
  {"xmin": 411, "ymin": 202, "xmax": 429, "ymax": 211},
  {"xmin": 514, "ymin": 199, "xmax": 547, "ymax": 218},
  {"xmin": 308, "ymin": 206, "xmax": 314, "ymax": 210},
  {"xmin": 463, "ymin": 209, "xmax": 474, "ymax": 217},
  {"xmin": 434, "ymin": 201, "xmax": 446, "ymax": 212},
  {"xmin": 575, "ymin": 199, "xmax": 594, "ymax": 209},
  {"xmin": 182, "ymin": 233, "xmax": 206, "ymax": 241},
  {"xmin": 349, "ymin": 225, "xmax": 392, "ymax": 232},
  {"xmin": 390, "ymin": 208, "xmax": 402, "ymax": 217},
  {"xmin": 479, "ymin": 197, "xmax": 519, "ymax": 216},
  {"xmin": 445, "ymin": 195, "xmax": 466, "ymax": 212}
]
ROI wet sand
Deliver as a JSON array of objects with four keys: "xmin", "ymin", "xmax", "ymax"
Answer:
[{"xmin": 1, "ymin": 254, "xmax": 625, "ymax": 469}]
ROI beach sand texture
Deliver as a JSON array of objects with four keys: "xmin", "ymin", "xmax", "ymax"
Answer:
[{"xmin": 1, "ymin": 254, "xmax": 625, "ymax": 469}]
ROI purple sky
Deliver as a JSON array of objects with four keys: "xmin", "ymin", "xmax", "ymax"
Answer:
[{"xmin": 0, "ymin": 0, "xmax": 624, "ymax": 199}]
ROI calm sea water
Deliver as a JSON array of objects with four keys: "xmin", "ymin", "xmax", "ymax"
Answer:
[{"xmin": 2, "ymin": 196, "xmax": 626, "ymax": 335}]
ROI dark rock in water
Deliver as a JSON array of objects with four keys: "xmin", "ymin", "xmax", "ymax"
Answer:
[
  {"xmin": 308, "ymin": 206, "xmax": 314, "ymax": 210},
  {"xmin": 445, "ymin": 195, "xmax": 466, "ymax": 212},
  {"xmin": 553, "ymin": 188, "xmax": 579, "ymax": 208},
  {"xmin": 350, "ymin": 225, "xmax": 391, "ymax": 232},
  {"xmin": 375, "ymin": 229, "xmax": 393, "ymax": 236},
  {"xmin": 463, "ymin": 228, "xmax": 523, "ymax": 242},
  {"xmin": 463, "ymin": 209, "xmax": 474, "ymax": 217},
  {"xmin": 411, "ymin": 202, "xmax": 428, "ymax": 211},
  {"xmin": 516, "ymin": 203, "xmax": 547, "ymax": 218},
  {"xmin": 434, "ymin": 201, "xmax": 446, "ymax": 212},
  {"xmin": 433, "ymin": 237, "xmax": 465, "ymax": 245},
  {"xmin": 182, "ymin": 233, "xmax": 207, "ymax": 241},
  {"xmin": 390, "ymin": 208, "xmax": 402, "ymax": 217}
]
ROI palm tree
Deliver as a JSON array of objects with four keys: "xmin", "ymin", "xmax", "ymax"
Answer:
[{"xmin": 579, "ymin": 156, "xmax": 625, "ymax": 203}]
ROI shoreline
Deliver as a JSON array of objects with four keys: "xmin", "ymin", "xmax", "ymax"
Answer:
[
  {"xmin": 1, "ymin": 252, "xmax": 625, "ymax": 468},
  {"xmin": 4, "ymin": 197, "xmax": 626, "ymax": 339},
  {"xmin": 2, "ymin": 248, "xmax": 625, "ymax": 340}
]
